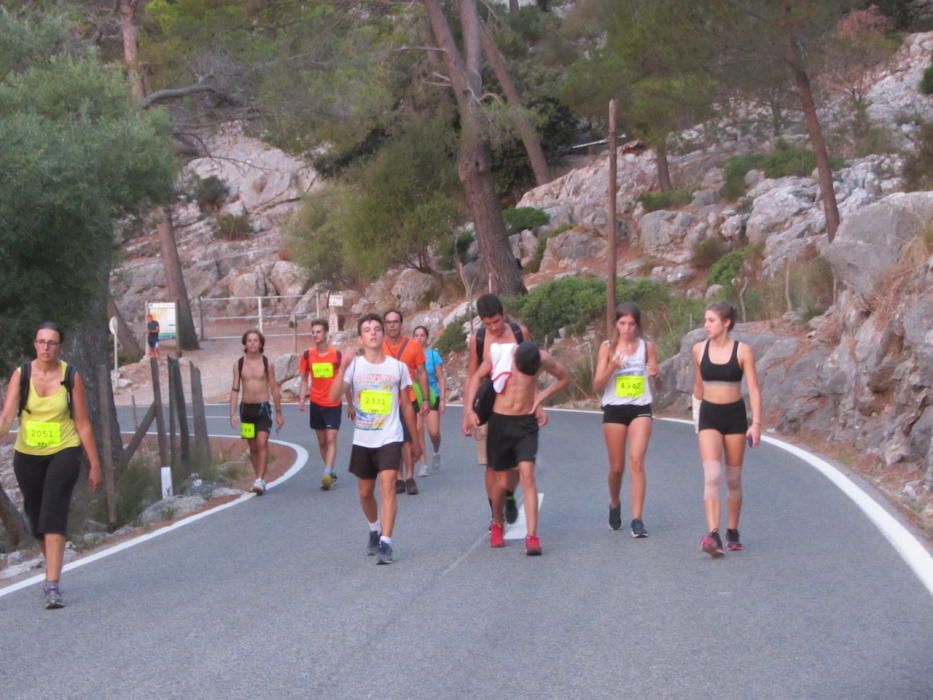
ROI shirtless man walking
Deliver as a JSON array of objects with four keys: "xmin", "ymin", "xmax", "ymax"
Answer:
[
  {"xmin": 230, "ymin": 329, "xmax": 284, "ymax": 494},
  {"xmin": 466, "ymin": 294, "xmax": 530, "ymax": 524},
  {"xmin": 463, "ymin": 340, "xmax": 568, "ymax": 555}
]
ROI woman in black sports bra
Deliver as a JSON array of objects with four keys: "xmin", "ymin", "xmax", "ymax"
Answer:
[{"xmin": 690, "ymin": 302, "xmax": 762, "ymax": 558}]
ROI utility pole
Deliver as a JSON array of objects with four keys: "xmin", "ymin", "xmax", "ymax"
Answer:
[{"xmin": 606, "ymin": 99, "xmax": 618, "ymax": 338}]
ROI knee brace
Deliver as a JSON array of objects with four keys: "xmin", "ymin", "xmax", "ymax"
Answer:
[
  {"xmin": 702, "ymin": 460, "xmax": 722, "ymax": 500},
  {"xmin": 727, "ymin": 465, "xmax": 742, "ymax": 501}
]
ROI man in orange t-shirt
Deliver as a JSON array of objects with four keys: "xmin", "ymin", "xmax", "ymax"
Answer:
[
  {"xmin": 383, "ymin": 309, "xmax": 429, "ymax": 496},
  {"xmin": 299, "ymin": 319, "xmax": 346, "ymax": 491}
]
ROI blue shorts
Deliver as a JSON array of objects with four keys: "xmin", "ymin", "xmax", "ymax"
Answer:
[{"xmin": 308, "ymin": 402, "xmax": 342, "ymax": 431}]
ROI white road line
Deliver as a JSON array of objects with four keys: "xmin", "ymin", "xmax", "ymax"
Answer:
[
  {"xmin": 505, "ymin": 493, "xmax": 545, "ymax": 540},
  {"xmin": 0, "ymin": 435, "xmax": 309, "ymax": 600}
]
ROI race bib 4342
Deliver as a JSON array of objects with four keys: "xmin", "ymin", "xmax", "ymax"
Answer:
[{"xmin": 615, "ymin": 375, "xmax": 645, "ymax": 399}]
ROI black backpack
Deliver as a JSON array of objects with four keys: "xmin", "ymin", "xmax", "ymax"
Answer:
[
  {"xmin": 18, "ymin": 362, "xmax": 76, "ymax": 417},
  {"xmin": 472, "ymin": 321, "xmax": 524, "ymax": 425}
]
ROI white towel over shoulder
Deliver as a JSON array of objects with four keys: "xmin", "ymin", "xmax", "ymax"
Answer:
[{"xmin": 490, "ymin": 342, "xmax": 516, "ymax": 393}]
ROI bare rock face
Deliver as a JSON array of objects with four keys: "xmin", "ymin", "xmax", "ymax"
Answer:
[
  {"xmin": 825, "ymin": 192, "xmax": 933, "ymax": 300},
  {"xmin": 866, "ymin": 31, "xmax": 933, "ymax": 132},
  {"xmin": 390, "ymin": 269, "xmax": 442, "ymax": 313},
  {"xmin": 268, "ymin": 260, "xmax": 310, "ymax": 298}
]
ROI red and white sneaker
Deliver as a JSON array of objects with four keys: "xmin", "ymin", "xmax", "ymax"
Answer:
[
  {"xmin": 490, "ymin": 521, "xmax": 505, "ymax": 548},
  {"xmin": 525, "ymin": 535, "xmax": 542, "ymax": 556},
  {"xmin": 700, "ymin": 531, "xmax": 724, "ymax": 558}
]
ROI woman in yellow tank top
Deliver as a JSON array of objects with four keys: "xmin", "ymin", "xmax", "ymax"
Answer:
[{"xmin": 0, "ymin": 322, "xmax": 101, "ymax": 609}]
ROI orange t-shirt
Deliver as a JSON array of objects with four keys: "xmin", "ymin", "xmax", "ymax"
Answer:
[
  {"xmin": 383, "ymin": 337, "xmax": 425, "ymax": 402},
  {"xmin": 299, "ymin": 346, "xmax": 342, "ymax": 407}
]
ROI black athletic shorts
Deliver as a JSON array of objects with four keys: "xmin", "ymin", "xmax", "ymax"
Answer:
[
  {"xmin": 240, "ymin": 402, "xmax": 272, "ymax": 434},
  {"xmin": 349, "ymin": 442, "xmax": 403, "ymax": 480},
  {"xmin": 486, "ymin": 412, "xmax": 538, "ymax": 472},
  {"xmin": 414, "ymin": 394, "xmax": 441, "ymax": 413},
  {"xmin": 698, "ymin": 399, "xmax": 748, "ymax": 435},
  {"xmin": 308, "ymin": 402, "xmax": 342, "ymax": 431},
  {"xmin": 13, "ymin": 447, "xmax": 82, "ymax": 538},
  {"xmin": 602, "ymin": 404, "xmax": 653, "ymax": 426}
]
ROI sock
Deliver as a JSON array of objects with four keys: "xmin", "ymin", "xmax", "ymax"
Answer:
[
  {"xmin": 368, "ymin": 520, "xmax": 380, "ymax": 532},
  {"xmin": 380, "ymin": 535, "xmax": 392, "ymax": 545}
]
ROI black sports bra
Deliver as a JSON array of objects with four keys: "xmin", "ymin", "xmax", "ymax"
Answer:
[{"xmin": 700, "ymin": 340, "xmax": 743, "ymax": 383}]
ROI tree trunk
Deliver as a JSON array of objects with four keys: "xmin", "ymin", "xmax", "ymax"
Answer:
[
  {"xmin": 118, "ymin": 0, "xmax": 145, "ymax": 100},
  {"xmin": 655, "ymin": 137, "xmax": 673, "ymax": 192},
  {"xmin": 118, "ymin": 0, "xmax": 200, "ymax": 348},
  {"xmin": 107, "ymin": 296, "xmax": 144, "ymax": 360},
  {"xmin": 785, "ymin": 37, "xmax": 840, "ymax": 242},
  {"xmin": 423, "ymin": 0, "xmax": 526, "ymax": 296},
  {"xmin": 479, "ymin": 23, "xmax": 551, "ymax": 186},
  {"xmin": 459, "ymin": 0, "xmax": 482, "ymax": 95},
  {"xmin": 155, "ymin": 207, "xmax": 201, "ymax": 350},
  {"xmin": 509, "ymin": 0, "xmax": 520, "ymax": 12}
]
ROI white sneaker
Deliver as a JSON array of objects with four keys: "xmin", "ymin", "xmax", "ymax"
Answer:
[
  {"xmin": 252, "ymin": 478, "xmax": 265, "ymax": 495},
  {"xmin": 431, "ymin": 453, "xmax": 441, "ymax": 473},
  {"xmin": 417, "ymin": 463, "xmax": 430, "ymax": 478}
]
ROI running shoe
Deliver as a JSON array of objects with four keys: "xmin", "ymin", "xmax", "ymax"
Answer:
[
  {"xmin": 320, "ymin": 473, "xmax": 334, "ymax": 491},
  {"xmin": 431, "ymin": 453, "xmax": 441, "ymax": 473},
  {"xmin": 417, "ymin": 462, "xmax": 430, "ymax": 478},
  {"xmin": 252, "ymin": 478, "xmax": 265, "ymax": 495},
  {"xmin": 505, "ymin": 495, "xmax": 518, "ymax": 525},
  {"xmin": 367, "ymin": 531, "xmax": 380, "ymax": 556},
  {"xmin": 490, "ymin": 521, "xmax": 505, "ymax": 548},
  {"xmin": 395, "ymin": 479, "xmax": 405, "ymax": 495},
  {"xmin": 608, "ymin": 504, "xmax": 622, "ymax": 531},
  {"xmin": 630, "ymin": 518, "xmax": 648, "ymax": 538},
  {"xmin": 43, "ymin": 585, "xmax": 64, "ymax": 610},
  {"xmin": 700, "ymin": 531, "xmax": 724, "ymax": 558},
  {"xmin": 377, "ymin": 540, "xmax": 394, "ymax": 565},
  {"xmin": 405, "ymin": 478, "xmax": 419, "ymax": 496},
  {"xmin": 525, "ymin": 535, "xmax": 542, "ymax": 556},
  {"xmin": 726, "ymin": 528, "xmax": 743, "ymax": 551}
]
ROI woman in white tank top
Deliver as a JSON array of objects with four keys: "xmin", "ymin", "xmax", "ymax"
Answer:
[{"xmin": 593, "ymin": 303, "xmax": 659, "ymax": 538}]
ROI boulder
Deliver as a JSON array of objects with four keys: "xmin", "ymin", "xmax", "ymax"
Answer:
[
  {"xmin": 390, "ymin": 269, "xmax": 441, "ymax": 312},
  {"xmin": 745, "ymin": 179, "xmax": 816, "ymax": 245},
  {"xmin": 268, "ymin": 260, "xmax": 310, "ymax": 298},
  {"xmin": 543, "ymin": 226, "xmax": 606, "ymax": 262},
  {"xmin": 274, "ymin": 352, "xmax": 298, "ymax": 382},
  {"xmin": 825, "ymin": 192, "xmax": 933, "ymax": 300},
  {"xmin": 637, "ymin": 210, "xmax": 694, "ymax": 253}
]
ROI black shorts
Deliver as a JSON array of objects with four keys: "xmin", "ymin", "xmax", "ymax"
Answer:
[
  {"xmin": 240, "ymin": 402, "xmax": 272, "ymax": 434},
  {"xmin": 349, "ymin": 442, "xmax": 403, "ymax": 480},
  {"xmin": 698, "ymin": 399, "xmax": 748, "ymax": 435},
  {"xmin": 414, "ymin": 394, "xmax": 441, "ymax": 413},
  {"xmin": 13, "ymin": 447, "xmax": 82, "ymax": 538},
  {"xmin": 486, "ymin": 412, "xmax": 539, "ymax": 472},
  {"xmin": 602, "ymin": 404, "xmax": 653, "ymax": 425},
  {"xmin": 147, "ymin": 336, "xmax": 159, "ymax": 349},
  {"xmin": 308, "ymin": 402, "xmax": 342, "ymax": 431}
]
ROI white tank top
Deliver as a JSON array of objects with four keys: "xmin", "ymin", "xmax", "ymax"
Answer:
[{"xmin": 600, "ymin": 338, "xmax": 653, "ymax": 407}]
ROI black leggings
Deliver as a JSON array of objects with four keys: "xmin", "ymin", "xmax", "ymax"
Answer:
[{"xmin": 13, "ymin": 447, "xmax": 82, "ymax": 538}]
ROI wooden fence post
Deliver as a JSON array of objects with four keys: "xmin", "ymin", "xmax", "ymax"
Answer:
[
  {"xmin": 190, "ymin": 363, "xmax": 212, "ymax": 467},
  {"xmin": 97, "ymin": 366, "xmax": 118, "ymax": 531},
  {"xmin": 150, "ymin": 358, "xmax": 169, "ymax": 467},
  {"xmin": 167, "ymin": 357, "xmax": 179, "ymax": 475},
  {"xmin": 170, "ymin": 357, "xmax": 190, "ymax": 472}
]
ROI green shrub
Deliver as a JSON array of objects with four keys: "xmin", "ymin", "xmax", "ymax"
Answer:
[
  {"xmin": 438, "ymin": 232, "xmax": 474, "ymax": 271},
  {"xmin": 435, "ymin": 314, "xmax": 469, "ymax": 355},
  {"xmin": 722, "ymin": 144, "xmax": 844, "ymax": 199},
  {"xmin": 722, "ymin": 153, "xmax": 769, "ymax": 199},
  {"xmin": 502, "ymin": 206, "xmax": 550, "ymax": 234},
  {"xmin": 692, "ymin": 237, "xmax": 727, "ymax": 268},
  {"xmin": 194, "ymin": 175, "xmax": 228, "ymax": 211},
  {"xmin": 214, "ymin": 213, "xmax": 252, "ymax": 240},
  {"xmin": 510, "ymin": 276, "xmax": 607, "ymax": 339},
  {"xmin": 921, "ymin": 61, "xmax": 933, "ymax": 95},
  {"xmin": 708, "ymin": 249, "xmax": 747, "ymax": 287},
  {"xmin": 637, "ymin": 188, "xmax": 692, "ymax": 212}
]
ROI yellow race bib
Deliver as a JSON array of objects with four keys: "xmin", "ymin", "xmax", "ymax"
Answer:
[
  {"xmin": 615, "ymin": 375, "xmax": 645, "ymax": 399},
  {"xmin": 241, "ymin": 422, "xmax": 256, "ymax": 439},
  {"xmin": 311, "ymin": 362, "xmax": 334, "ymax": 379},
  {"xmin": 24, "ymin": 422, "xmax": 62, "ymax": 448},
  {"xmin": 359, "ymin": 390, "xmax": 392, "ymax": 415}
]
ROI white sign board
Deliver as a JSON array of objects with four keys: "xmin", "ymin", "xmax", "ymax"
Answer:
[
  {"xmin": 328, "ymin": 293, "xmax": 344, "ymax": 307},
  {"xmin": 147, "ymin": 301, "xmax": 178, "ymax": 340}
]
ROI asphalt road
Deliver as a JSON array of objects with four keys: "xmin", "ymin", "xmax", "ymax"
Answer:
[{"xmin": 1, "ymin": 405, "xmax": 931, "ymax": 699}]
